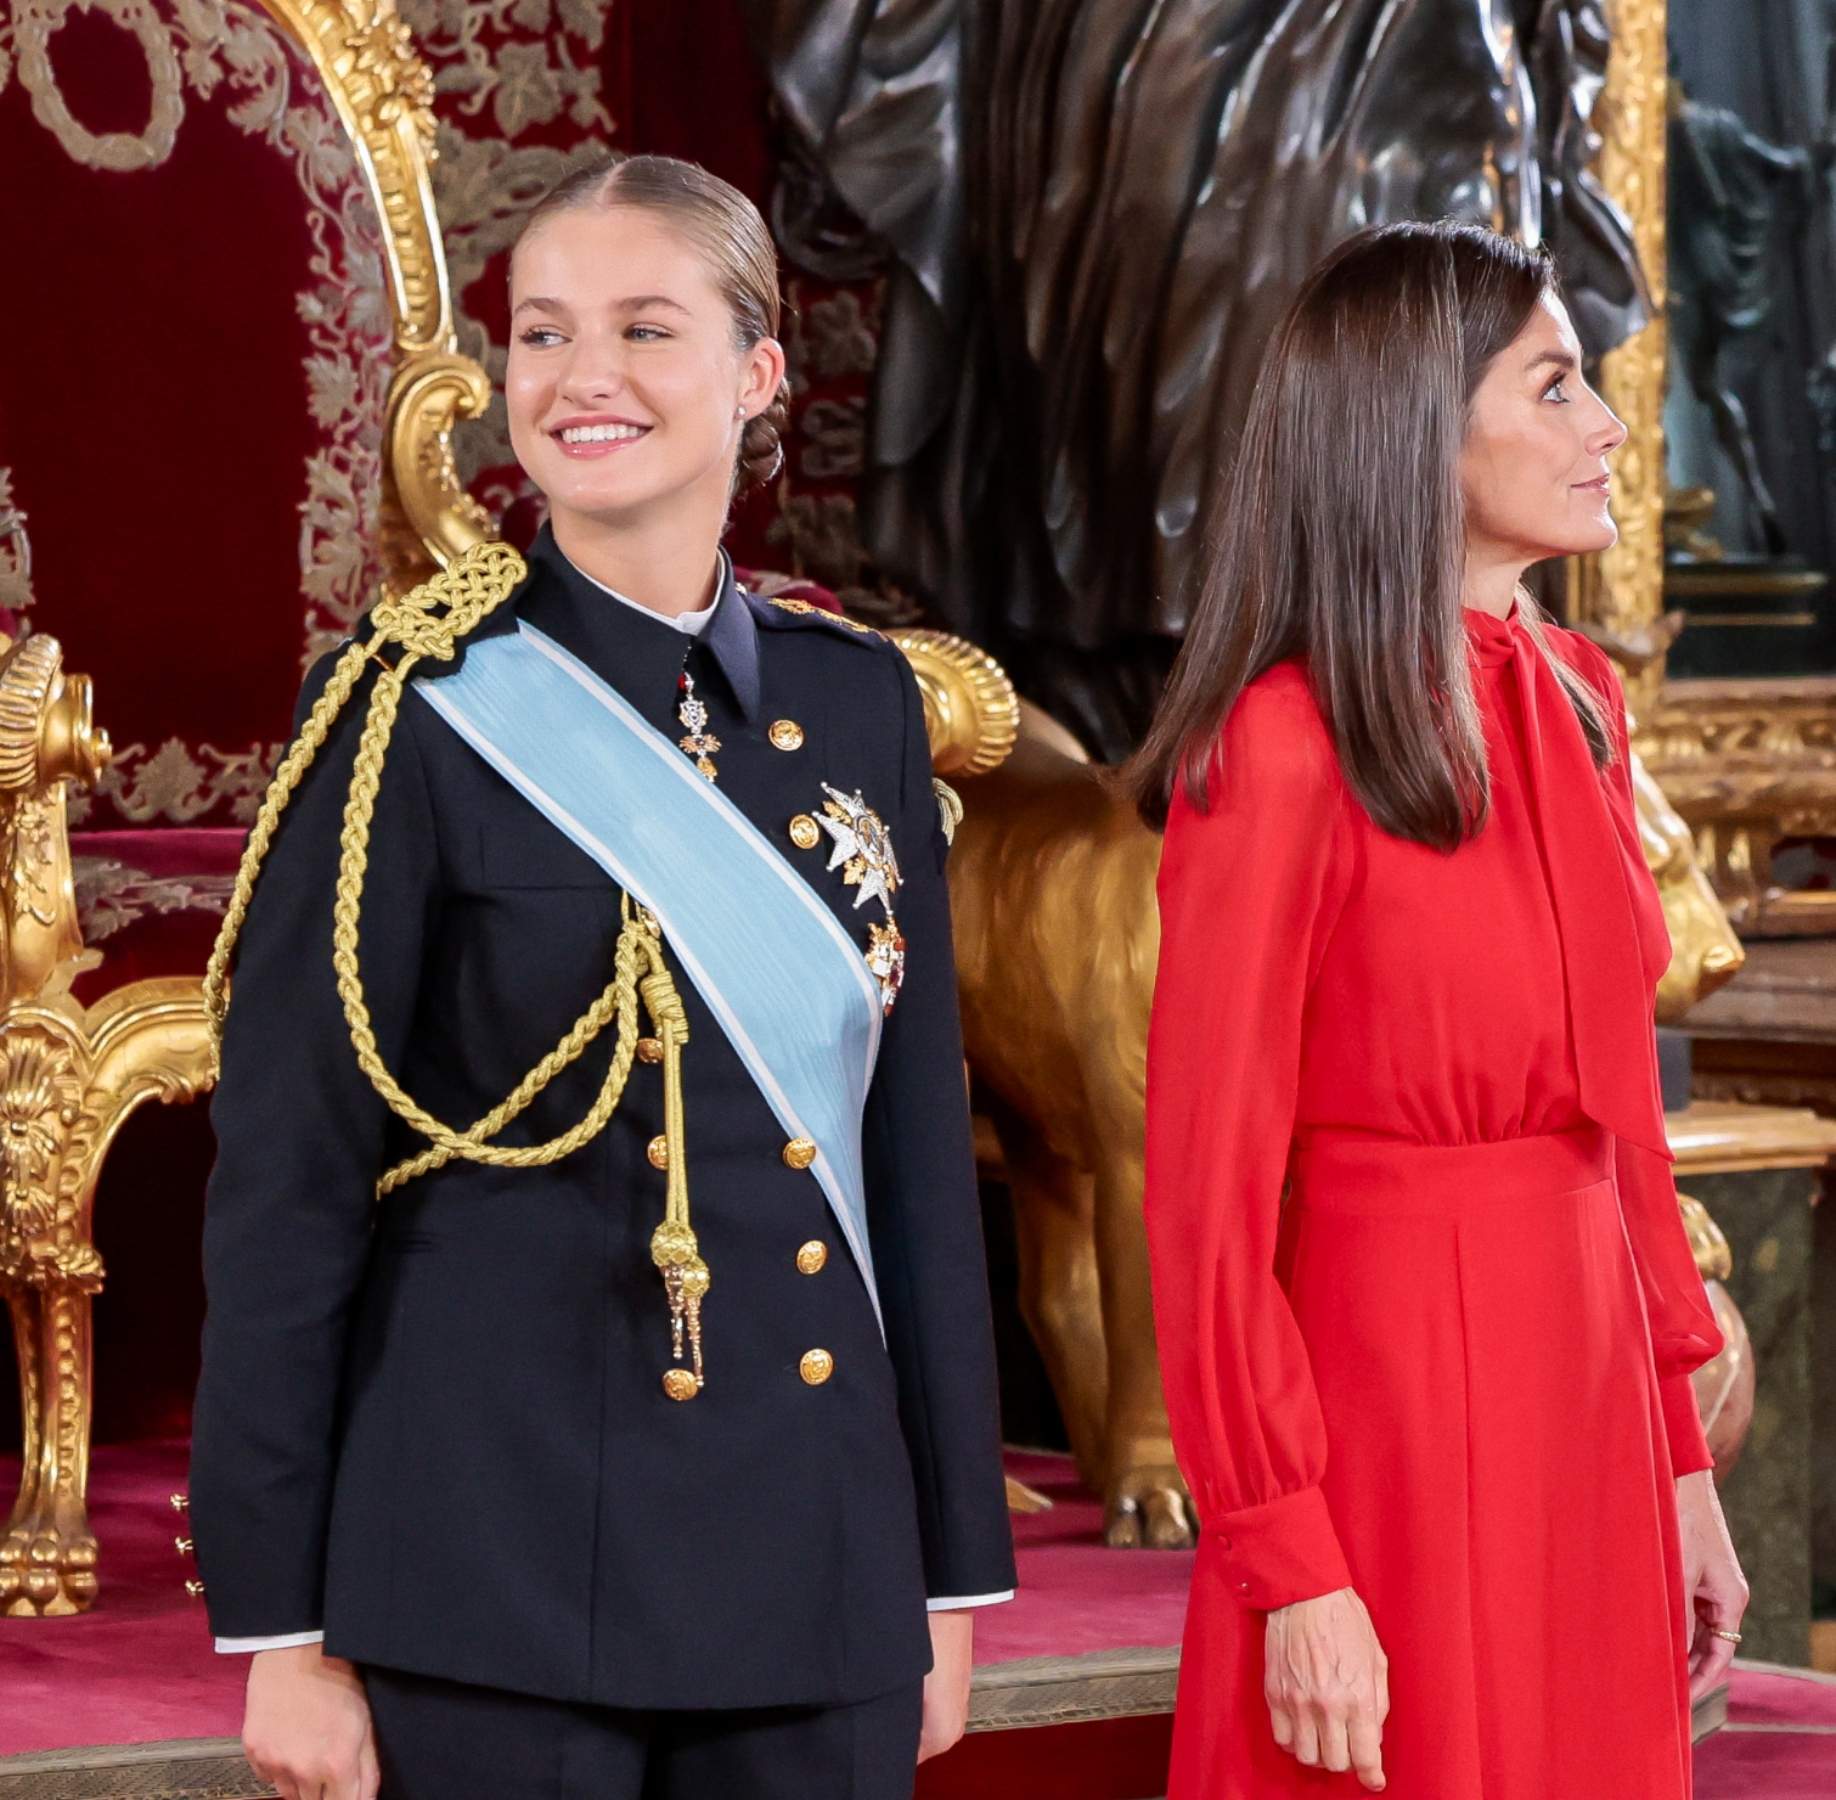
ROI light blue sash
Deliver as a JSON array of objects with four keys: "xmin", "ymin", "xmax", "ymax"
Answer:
[{"xmin": 414, "ymin": 621, "xmax": 887, "ymax": 1331}]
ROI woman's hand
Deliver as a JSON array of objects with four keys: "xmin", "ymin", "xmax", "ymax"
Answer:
[
  {"xmin": 1264, "ymin": 1587, "xmax": 1389, "ymax": 1792},
  {"xmin": 242, "ymin": 1642, "xmax": 379, "ymax": 1800},
  {"xmin": 918, "ymin": 1609, "xmax": 975, "ymax": 1763},
  {"xmin": 1678, "ymin": 1468, "xmax": 1748, "ymax": 1703}
]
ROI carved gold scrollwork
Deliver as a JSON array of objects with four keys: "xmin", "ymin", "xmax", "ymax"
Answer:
[
  {"xmin": 255, "ymin": 0, "xmax": 441, "ymax": 350},
  {"xmin": 382, "ymin": 350, "xmax": 496, "ymax": 581},
  {"xmin": 0, "ymin": 636, "xmax": 108, "ymax": 1003},
  {"xmin": 888, "ymin": 629, "xmax": 1020, "ymax": 780},
  {"xmin": 1579, "ymin": 0, "xmax": 1670, "ymax": 719},
  {"xmin": 258, "ymin": 0, "xmax": 495, "ymax": 589},
  {"xmin": 1636, "ymin": 679, "xmax": 1836, "ymax": 933},
  {"xmin": 1, "ymin": 990, "xmax": 214, "ymax": 1618},
  {"xmin": 0, "ymin": 632, "xmax": 212, "ymax": 1618}
]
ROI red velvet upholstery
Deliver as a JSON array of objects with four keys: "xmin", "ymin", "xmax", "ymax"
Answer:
[{"xmin": 1, "ymin": 2, "xmax": 394, "ymax": 833}]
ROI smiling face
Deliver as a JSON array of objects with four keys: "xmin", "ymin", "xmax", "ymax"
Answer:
[
  {"xmin": 506, "ymin": 204, "xmax": 784, "ymax": 532},
  {"xmin": 1458, "ymin": 291, "xmax": 1629, "ymax": 570}
]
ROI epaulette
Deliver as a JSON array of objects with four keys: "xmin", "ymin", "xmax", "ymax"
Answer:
[{"xmin": 760, "ymin": 595, "xmax": 885, "ymax": 641}]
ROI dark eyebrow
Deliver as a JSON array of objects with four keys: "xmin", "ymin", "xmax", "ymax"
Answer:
[
  {"xmin": 1527, "ymin": 348, "xmax": 1578, "ymax": 374},
  {"xmin": 511, "ymin": 293, "xmax": 692, "ymax": 321}
]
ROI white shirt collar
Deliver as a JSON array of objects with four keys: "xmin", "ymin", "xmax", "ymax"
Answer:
[{"xmin": 566, "ymin": 552, "xmax": 723, "ymax": 638}]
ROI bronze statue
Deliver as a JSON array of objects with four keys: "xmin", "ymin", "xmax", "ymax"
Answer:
[
  {"xmin": 743, "ymin": 0, "xmax": 1643, "ymax": 755},
  {"xmin": 1668, "ymin": 77, "xmax": 1834, "ymax": 556}
]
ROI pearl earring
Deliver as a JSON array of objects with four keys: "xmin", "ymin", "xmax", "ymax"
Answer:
[{"xmin": 735, "ymin": 404, "xmax": 747, "ymax": 421}]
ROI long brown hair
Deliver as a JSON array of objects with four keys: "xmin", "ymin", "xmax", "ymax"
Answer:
[
  {"xmin": 1127, "ymin": 221, "xmax": 1611, "ymax": 844},
  {"xmin": 513, "ymin": 153, "xmax": 789, "ymax": 494}
]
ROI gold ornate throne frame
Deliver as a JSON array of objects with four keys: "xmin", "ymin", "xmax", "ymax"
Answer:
[{"xmin": 0, "ymin": 0, "xmax": 1014, "ymax": 1620}]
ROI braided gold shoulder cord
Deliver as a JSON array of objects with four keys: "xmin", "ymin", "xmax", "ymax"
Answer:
[{"xmin": 202, "ymin": 542, "xmax": 713, "ymax": 1396}]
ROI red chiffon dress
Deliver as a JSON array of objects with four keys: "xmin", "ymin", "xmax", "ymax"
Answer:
[{"xmin": 1144, "ymin": 604, "xmax": 1725, "ymax": 1799}]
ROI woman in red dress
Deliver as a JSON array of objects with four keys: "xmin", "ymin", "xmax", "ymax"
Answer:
[{"xmin": 1128, "ymin": 223, "xmax": 1748, "ymax": 1797}]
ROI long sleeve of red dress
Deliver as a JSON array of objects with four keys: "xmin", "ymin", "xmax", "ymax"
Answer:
[{"xmin": 1143, "ymin": 676, "xmax": 1357, "ymax": 1611}]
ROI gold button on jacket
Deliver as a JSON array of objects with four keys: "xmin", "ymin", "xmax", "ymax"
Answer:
[
  {"xmin": 769, "ymin": 719, "xmax": 805, "ymax": 751},
  {"xmin": 636, "ymin": 1036, "xmax": 664, "ymax": 1064},
  {"xmin": 788, "ymin": 813, "xmax": 821, "ymax": 850},
  {"xmin": 796, "ymin": 1240, "xmax": 828, "ymax": 1275},
  {"xmin": 799, "ymin": 1348, "xmax": 835, "ymax": 1386},
  {"xmin": 647, "ymin": 1135, "xmax": 670, "ymax": 1169},
  {"xmin": 782, "ymin": 1136, "xmax": 817, "ymax": 1170}
]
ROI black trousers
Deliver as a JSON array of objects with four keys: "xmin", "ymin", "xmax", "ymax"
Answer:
[{"xmin": 363, "ymin": 1665, "xmax": 925, "ymax": 1800}]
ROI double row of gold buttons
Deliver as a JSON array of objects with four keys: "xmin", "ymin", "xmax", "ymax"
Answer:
[
  {"xmin": 643, "ymin": 1126, "xmax": 835, "ymax": 1386},
  {"xmin": 642, "ymin": 714, "xmax": 836, "ymax": 1388},
  {"xmin": 773, "ymin": 715, "xmax": 832, "ymax": 1386}
]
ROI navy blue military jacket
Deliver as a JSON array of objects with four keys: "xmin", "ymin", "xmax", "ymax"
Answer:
[{"xmin": 189, "ymin": 526, "xmax": 1016, "ymax": 1708}]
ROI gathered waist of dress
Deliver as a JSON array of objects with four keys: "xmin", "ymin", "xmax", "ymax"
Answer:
[{"xmin": 1287, "ymin": 1124, "xmax": 1612, "ymax": 1217}]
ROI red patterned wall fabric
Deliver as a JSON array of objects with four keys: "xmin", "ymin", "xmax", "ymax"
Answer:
[
  {"xmin": 402, "ymin": 0, "xmax": 895, "ymax": 609},
  {"xmin": 0, "ymin": 0, "xmax": 394, "ymax": 830}
]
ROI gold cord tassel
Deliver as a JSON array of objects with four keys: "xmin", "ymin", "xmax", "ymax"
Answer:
[{"xmin": 641, "ymin": 935, "xmax": 710, "ymax": 1399}]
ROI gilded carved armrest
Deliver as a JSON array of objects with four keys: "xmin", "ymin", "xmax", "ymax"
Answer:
[{"xmin": 0, "ymin": 633, "xmax": 214, "ymax": 1618}]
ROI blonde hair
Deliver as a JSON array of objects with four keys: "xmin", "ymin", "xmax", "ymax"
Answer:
[{"xmin": 514, "ymin": 154, "xmax": 789, "ymax": 493}]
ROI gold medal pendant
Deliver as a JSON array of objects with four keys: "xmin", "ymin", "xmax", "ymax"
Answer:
[{"xmin": 676, "ymin": 668, "xmax": 720, "ymax": 782}]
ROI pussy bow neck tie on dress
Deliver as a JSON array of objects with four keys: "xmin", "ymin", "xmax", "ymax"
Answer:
[{"xmin": 1463, "ymin": 606, "xmax": 1673, "ymax": 1161}]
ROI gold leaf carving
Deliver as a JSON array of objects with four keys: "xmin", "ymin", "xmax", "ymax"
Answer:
[
  {"xmin": 0, "ymin": 1036, "xmax": 83, "ymax": 1242},
  {"xmin": 1579, "ymin": 0, "xmax": 1669, "ymax": 712}
]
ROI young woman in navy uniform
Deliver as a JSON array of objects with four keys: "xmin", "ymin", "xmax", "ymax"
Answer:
[{"xmin": 188, "ymin": 154, "xmax": 1017, "ymax": 1799}]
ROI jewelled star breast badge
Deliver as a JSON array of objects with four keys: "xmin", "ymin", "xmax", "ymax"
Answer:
[{"xmin": 816, "ymin": 783, "xmax": 906, "ymax": 1014}]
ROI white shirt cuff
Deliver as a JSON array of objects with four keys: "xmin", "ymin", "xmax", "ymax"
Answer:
[
  {"xmin": 215, "ymin": 1630, "xmax": 325, "ymax": 1653},
  {"xmin": 927, "ymin": 1589, "xmax": 1016, "ymax": 1612}
]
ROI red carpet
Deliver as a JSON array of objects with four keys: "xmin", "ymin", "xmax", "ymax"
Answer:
[
  {"xmin": 0, "ymin": 1443, "xmax": 1189, "ymax": 1754},
  {"xmin": 3, "ymin": 1440, "xmax": 1834, "ymax": 1800},
  {"xmin": 1700, "ymin": 1661, "xmax": 1836, "ymax": 1798},
  {"xmin": 982, "ymin": 1450, "xmax": 1193, "ymax": 1663}
]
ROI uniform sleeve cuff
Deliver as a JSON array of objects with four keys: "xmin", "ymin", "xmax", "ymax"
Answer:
[
  {"xmin": 214, "ymin": 1630, "xmax": 326, "ymax": 1654},
  {"xmin": 928, "ymin": 1590, "xmax": 1016, "ymax": 1611},
  {"xmin": 1660, "ymin": 1371, "xmax": 1715, "ymax": 1477},
  {"xmin": 1201, "ymin": 1483, "xmax": 1352, "ymax": 1613}
]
